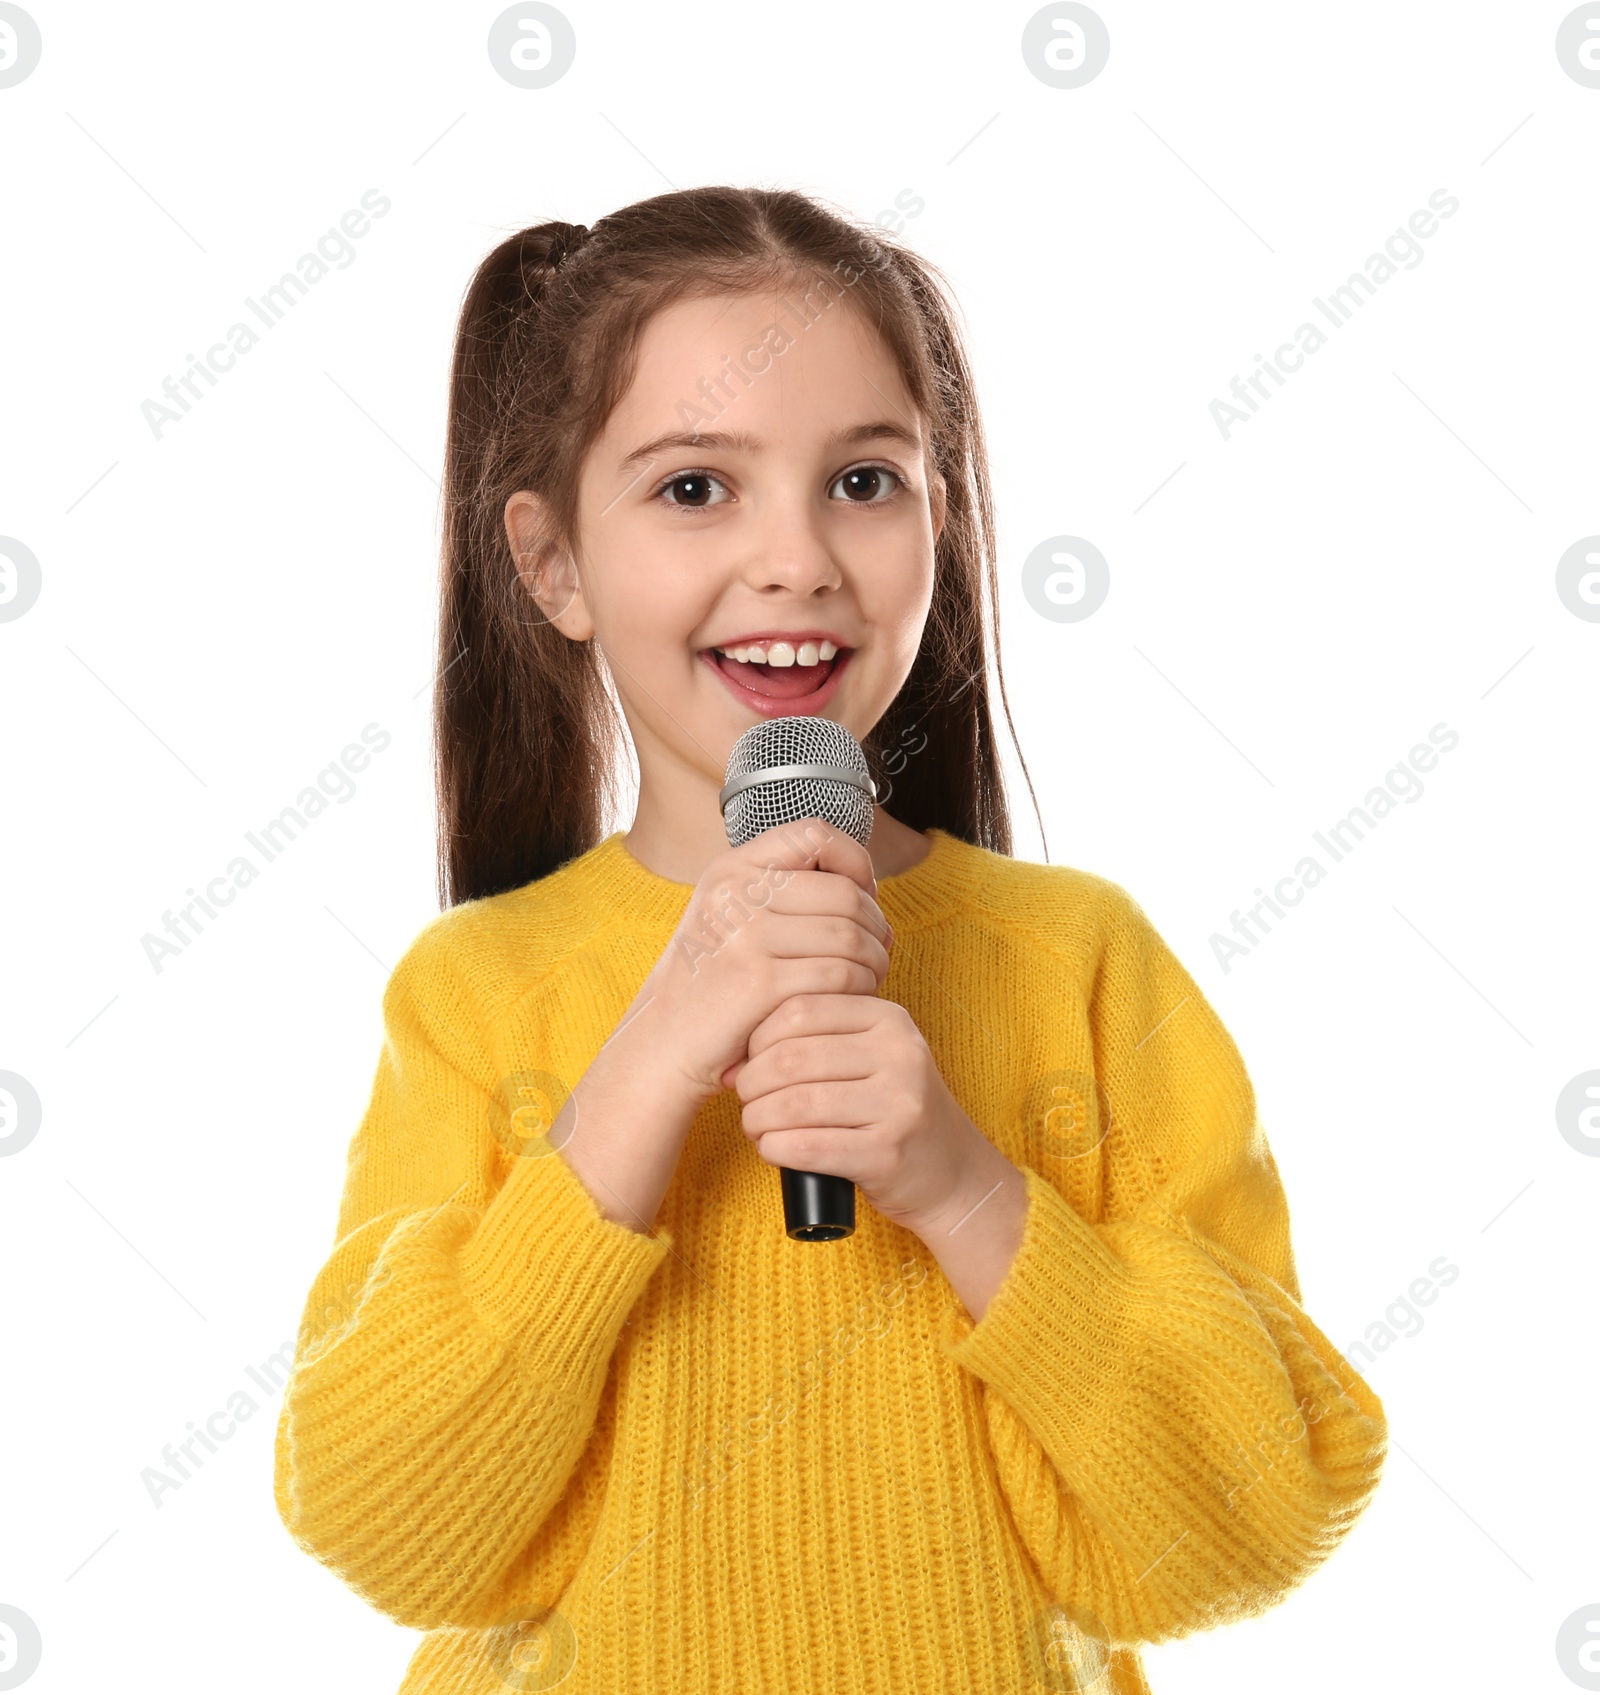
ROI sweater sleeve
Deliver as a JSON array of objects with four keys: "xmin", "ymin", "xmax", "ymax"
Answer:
[
  {"xmin": 272, "ymin": 927, "xmax": 674, "ymax": 1631},
  {"xmin": 936, "ymin": 887, "xmax": 1387, "ymax": 1649}
]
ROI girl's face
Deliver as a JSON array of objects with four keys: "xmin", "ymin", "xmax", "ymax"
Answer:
[{"xmin": 506, "ymin": 288, "xmax": 946, "ymax": 816}]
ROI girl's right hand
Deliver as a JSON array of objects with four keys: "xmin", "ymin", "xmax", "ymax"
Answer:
[{"xmin": 636, "ymin": 820, "xmax": 893, "ymax": 1108}]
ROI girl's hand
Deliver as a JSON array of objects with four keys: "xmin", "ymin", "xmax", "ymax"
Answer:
[
  {"xmin": 722, "ymin": 992, "xmax": 997, "ymax": 1235},
  {"xmin": 638, "ymin": 821, "xmax": 893, "ymax": 1108}
]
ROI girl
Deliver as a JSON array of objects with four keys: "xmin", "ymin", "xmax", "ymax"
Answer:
[{"xmin": 273, "ymin": 186, "xmax": 1387, "ymax": 1695}]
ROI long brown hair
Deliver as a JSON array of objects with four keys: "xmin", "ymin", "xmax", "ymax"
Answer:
[{"xmin": 436, "ymin": 185, "xmax": 1041, "ymax": 907}]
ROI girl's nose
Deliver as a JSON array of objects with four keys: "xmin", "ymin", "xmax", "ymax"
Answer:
[{"xmin": 742, "ymin": 503, "xmax": 843, "ymax": 596}]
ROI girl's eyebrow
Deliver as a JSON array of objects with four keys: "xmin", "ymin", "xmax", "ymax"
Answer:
[{"xmin": 616, "ymin": 420, "xmax": 922, "ymax": 474}]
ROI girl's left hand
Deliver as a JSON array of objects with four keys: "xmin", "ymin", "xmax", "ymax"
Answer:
[{"xmin": 720, "ymin": 993, "xmax": 993, "ymax": 1235}]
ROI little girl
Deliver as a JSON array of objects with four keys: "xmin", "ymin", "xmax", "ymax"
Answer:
[{"xmin": 273, "ymin": 186, "xmax": 1387, "ymax": 1695}]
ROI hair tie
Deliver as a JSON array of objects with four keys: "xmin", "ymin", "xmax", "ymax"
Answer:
[{"xmin": 549, "ymin": 223, "xmax": 589, "ymax": 269}]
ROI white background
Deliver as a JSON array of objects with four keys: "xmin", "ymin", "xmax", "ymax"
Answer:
[{"xmin": 3, "ymin": 3, "xmax": 1597, "ymax": 1691}]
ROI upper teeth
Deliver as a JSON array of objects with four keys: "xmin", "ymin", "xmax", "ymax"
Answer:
[{"xmin": 714, "ymin": 639, "xmax": 837, "ymax": 666}]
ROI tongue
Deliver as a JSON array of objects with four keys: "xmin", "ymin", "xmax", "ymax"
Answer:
[{"xmin": 717, "ymin": 652, "xmax": 834, "ymax": 699}]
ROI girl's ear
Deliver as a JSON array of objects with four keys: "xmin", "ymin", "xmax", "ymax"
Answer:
[
  {"xmin": 929, "ymin": 470, "xmax": 947, "ymax": 545},
  {"xmin": 503, "ymin": 490, "xmax": 595, "ymax": 640}
]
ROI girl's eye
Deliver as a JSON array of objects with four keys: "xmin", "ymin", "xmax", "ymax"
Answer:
[
  {"xmin": 654, "ymin": 471, "xmax": 729, "ymax": 511},
  {"xmin": 829, "ymin": 464, "xmax": 905, "ymax": 504},
  {"xmin": 649, "ymin": 463, "xmax": 907, "ymax": 512}
]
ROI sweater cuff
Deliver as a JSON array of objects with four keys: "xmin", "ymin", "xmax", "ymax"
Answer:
[
  {"xmin": 937, "ymin": 1163, "xmax": 1134, "ymax": 1440},
  {"xmin": 457, "ymin": 1144, "xmax": 674, "ymax": 1373}
]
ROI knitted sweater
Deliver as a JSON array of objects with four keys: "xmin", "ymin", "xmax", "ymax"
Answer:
[{"xmin": 273, "ymin": 826, "xmax": 1387, "ymax": 1694}]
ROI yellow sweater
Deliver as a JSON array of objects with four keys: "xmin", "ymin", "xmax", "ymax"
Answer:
[{"xmin": 274, "ymin": 826, "xmax": 1387, "ymax": 1694}]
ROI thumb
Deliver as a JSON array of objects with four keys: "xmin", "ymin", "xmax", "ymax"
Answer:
[{"xmin": 720, "ymin": 1058, "xmax": 744, "ymax": 1091}]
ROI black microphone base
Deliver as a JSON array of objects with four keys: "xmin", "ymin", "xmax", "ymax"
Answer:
[{"xmin": 780, "ymin": 1168, "xmax": 856, "ymax": 1241}]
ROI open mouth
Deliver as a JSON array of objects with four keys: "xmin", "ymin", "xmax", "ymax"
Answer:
[{"xmin": 699, "ymin": 641, "xmax": 852, "ymax": 714}]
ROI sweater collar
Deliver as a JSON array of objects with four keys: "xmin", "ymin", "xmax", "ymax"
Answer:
[{"xmin": 570, "ymin": 824, "xmax": 976, "ymax": 936}]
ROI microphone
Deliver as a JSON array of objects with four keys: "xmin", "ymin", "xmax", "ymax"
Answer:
[{"xmin": 719, "ymin": 716, "xmax": 877, "ymax": 1242}]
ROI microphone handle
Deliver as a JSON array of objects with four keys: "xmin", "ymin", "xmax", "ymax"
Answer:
[{"xmin": 779, "ymin": 1166, "xmax": 856, "ymax": 1242}]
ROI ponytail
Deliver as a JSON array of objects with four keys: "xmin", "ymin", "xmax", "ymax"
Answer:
[{"xmin": 436, "ymin": 220, "xmax": 622, "ymax": 907}]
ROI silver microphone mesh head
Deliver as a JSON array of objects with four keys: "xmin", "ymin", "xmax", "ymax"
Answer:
[{"xmin": 720, "ymin": 716, "xmax": 876, "ymax": 848}]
